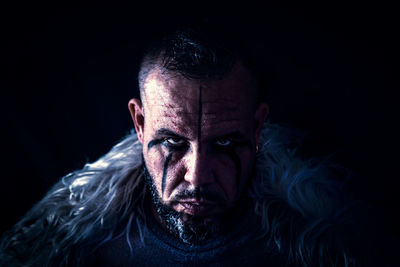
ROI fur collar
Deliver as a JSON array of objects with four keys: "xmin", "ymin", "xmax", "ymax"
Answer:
[{"xmin": 0, "ymin": 123, "xmax": 362, "ymax": 266}]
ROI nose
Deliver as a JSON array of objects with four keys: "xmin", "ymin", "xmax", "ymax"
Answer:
[{"xmin": 183, "ymin": 148, "xmax": 214, "ymax": 187}]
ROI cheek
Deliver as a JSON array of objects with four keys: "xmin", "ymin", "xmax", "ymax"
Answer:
[
  {"xmin": 144, "ymin": 146, "xmax": 184, "ymax": 199},
  {"xmin": 144, "ymin": 148, "xmax": 168, "ymax": 193},
  {"xmin": 212, "ymin": 148, "xmax": 253, "ymax": 201}
]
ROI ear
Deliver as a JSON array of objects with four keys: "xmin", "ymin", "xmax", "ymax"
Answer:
[
  {"xmin": 128, "ymin": 98, "xmax": 145, "ymax": 144},
  {"xmin": 254, "ymin": 103, "xmax": 269, "ymax": 144}
]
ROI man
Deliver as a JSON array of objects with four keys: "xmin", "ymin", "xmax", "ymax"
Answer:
[{"xmin": 0, "ymin": 23, "xmax": 381, "ymax": 266}]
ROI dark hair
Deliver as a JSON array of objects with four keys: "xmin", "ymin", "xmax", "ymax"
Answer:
[{"xmin": 138, "ymin": 20, "xmax": 269, "ymax": 103}]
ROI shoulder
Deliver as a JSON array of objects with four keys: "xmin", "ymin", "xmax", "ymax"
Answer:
[
  {"xmin": 249, "ymin": 122, "xmax": 388, "ymax": 266},
  {"xmin": 0, "ymin": 130, "xmax": 145, "ymax": 266}
]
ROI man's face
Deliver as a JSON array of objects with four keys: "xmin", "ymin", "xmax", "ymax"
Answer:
[{"xmin": 129, "ymin": 63, "xmax": 268, "ymax": 242}]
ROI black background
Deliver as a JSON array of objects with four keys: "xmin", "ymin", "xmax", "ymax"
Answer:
[{"xmin": 1, "ymin": 3, "xmax": 399, "ymax": 240}]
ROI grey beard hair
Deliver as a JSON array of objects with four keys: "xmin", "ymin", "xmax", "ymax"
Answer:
[
  {"xmin": 142, "ymin": 161, "xmax": 221, "ymax": 244},
  {"xmin": 0, "ymin": 122, "xmax": 367, "ymax": 266}
]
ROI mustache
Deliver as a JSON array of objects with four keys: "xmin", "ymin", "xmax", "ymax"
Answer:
[{"xmin": 170, "ymin": 188, "xmax": 225, "ymax": 204}]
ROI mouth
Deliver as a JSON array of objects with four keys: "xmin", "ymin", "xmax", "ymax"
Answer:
[{"xmin": 178, "ymin": 200, "xmax": 218, "ymax": 216}]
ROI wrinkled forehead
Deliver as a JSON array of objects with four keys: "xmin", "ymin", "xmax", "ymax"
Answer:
[
  {"xmin": 142, "ymin": 63, "xmax": 257, "ymax": 107},
  {"xmin": 142, "ymin": 64, "xmax": 258, "ymax": 136}
]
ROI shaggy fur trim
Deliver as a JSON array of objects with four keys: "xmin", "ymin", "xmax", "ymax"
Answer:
[{"xmin": 0, "ymin": 123, "xmax": 364, "ymax": 266}]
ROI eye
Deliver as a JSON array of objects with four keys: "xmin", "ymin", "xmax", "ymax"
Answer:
[
  {"xmin": 164, "ymin": 137, "xmax": 186, "ymax": 147},
  {"xmin": 215, "ymin": 139, "xmax": 232, "ymax": 147}
]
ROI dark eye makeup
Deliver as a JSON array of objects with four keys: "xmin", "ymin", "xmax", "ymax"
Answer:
[{"xmin": 163, "ymin": 137, "xmax": 188, "ymax": 148}]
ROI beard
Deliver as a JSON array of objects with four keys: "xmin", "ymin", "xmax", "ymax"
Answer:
[{"xmin": 143, "ymin": 162, "xmax": 227, "ymax": 245}]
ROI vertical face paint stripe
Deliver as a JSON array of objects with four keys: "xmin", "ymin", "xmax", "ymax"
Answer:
[
  {"xmin": 197, "ymin": 85, "xmax": 203, "ymax": 152},
  {"xmin": 148, "ymin": 139, "xmax": 164, "ymax": 150},
  {"xmin": 227, "ymin": 150, "xmax": 242, "ymax": 189},
  {"xmin": 161, "ymin": 152, "xmax": 173, "ymax": 197}
]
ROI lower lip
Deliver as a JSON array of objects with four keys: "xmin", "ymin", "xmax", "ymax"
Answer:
[{"xmin": 179, "ymin": 202, "xmax": 217, "ymax": 215}]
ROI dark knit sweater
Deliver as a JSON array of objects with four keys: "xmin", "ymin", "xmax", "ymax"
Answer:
[{"xmin": 85, "ymin": 204, "xmax": 284, "ymax": 266}]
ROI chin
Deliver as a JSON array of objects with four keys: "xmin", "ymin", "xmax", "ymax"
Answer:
[{"xmin": 155, "ymin": 201, "xmax": 224, "ymax": 244}]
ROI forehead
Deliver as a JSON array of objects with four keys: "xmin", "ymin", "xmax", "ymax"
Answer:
[{"xmin": 142, "ymin": 64, "xmax": 257, "ymax": 138}]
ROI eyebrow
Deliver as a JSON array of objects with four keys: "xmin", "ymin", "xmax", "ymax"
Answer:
[
  {"xmin": 154, "ymin": 128, "xmax": 188, "ymax": 139},
  {"xmin": 153, "ymin": 128, "xmax": 249, "ymax": 142},
  {"xmin": 215, "ymin": 131, "xmax": 249, "ymax": 141}
]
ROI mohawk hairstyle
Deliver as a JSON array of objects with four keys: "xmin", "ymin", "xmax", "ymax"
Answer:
[{"xmin": 137, "ymin": 21, "xmax": 268, "ymax": 102}]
